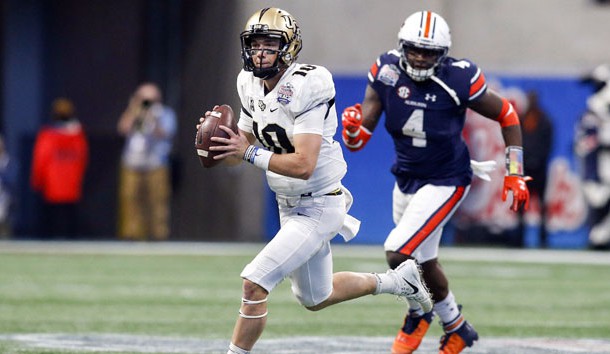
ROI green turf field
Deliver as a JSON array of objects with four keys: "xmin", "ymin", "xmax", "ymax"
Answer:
[{"xmin": 0, "ymin": 242, "xmax": 609, "ymax": 353}]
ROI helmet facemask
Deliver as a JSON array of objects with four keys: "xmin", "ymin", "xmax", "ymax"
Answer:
[
  {"xmin": 399, "ymin": 40, "xmax": 448, "ymax": 82},
  {"xmin": 241, "ymin": 32, "xmax": 290, "ymax": 80}
]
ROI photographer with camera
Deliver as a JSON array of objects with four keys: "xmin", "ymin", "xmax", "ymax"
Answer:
[{"xmin": 117, "ymin": 82, "xmax": 177, "ymax": 241}]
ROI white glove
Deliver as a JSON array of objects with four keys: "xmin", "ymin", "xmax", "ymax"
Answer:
[{"xmin": 470, "ymin": 160, "xmax": 497, "ymax": 182}]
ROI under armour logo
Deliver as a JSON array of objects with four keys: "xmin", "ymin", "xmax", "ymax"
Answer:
[{"xmin": 425, "ymin": 94, "xmax": 437, "ymax": 102}]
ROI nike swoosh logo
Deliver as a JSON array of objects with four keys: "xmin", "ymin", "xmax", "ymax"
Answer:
[
  {"xmin": 270, "ymin": 107, "xmax": 279, "ymax": 112},
  {"xmin": 296, "ymin": 212, "xmax": 309, "ymax": 217},
  {"xmin": 404, "ymin": 279, "xmax": 419, "ymax": 294}
]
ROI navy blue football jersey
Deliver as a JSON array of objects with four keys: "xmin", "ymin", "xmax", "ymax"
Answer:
[{"xmin": 368, "ymin": 50, "xmax": 488, "ymax": 193}]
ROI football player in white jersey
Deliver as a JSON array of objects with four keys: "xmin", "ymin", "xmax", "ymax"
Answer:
[{"xmin": 198, "ymin": 8, "xmax": 433, "ymax": 354}]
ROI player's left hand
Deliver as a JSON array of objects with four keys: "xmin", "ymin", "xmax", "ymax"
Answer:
[
  {"xmin": 502, "ymin": 175, "xmax": 533, "ymax": 212},
  {"xmin": 196, "ymin": 105, "xmax": 219, "ymax": 130}
]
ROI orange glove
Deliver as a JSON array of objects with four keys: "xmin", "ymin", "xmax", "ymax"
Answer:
[
  {"xmin": 502, "ymin": 175, "xmax": 533, "ymax": 212},
  {"xmin": 341, "ymin": 104, "xmax": 362, "ymax": 134},
  {"xmin": 341, "ymin": 104, "xmax": 373, "ymax": 151},
  {"xmin": 342, "ymin": 126, "xmax": 372, "ymax": 151}
]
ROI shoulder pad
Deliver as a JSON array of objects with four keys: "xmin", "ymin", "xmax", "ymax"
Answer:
[
  {"xmin": 285, "ymin": 64, "xmax": 335, "ymax": 115},
  {"xmin": 369, "ymin": 51, "xmax": 401, "ymax": 85}
]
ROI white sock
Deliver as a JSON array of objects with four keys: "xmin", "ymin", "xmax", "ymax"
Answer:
[
  {"xmin": 373, "ymin": 272, "xmax": 396, "ymax": 295},
  {"xmin": 228, "ymin": 343, "xmax": 250, "ymax": 354},
  {"xmin": 433, "ymin": 291, "xmax": 462, "ymax": 329}
]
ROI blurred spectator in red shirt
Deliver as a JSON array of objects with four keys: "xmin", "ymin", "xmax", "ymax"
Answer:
[{"xmin": 31, "ymin": 98, "xmax": 89, "ymax": 239}]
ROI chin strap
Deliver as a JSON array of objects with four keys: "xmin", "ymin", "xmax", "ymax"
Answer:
[
  {"xmin": 252, "ymin": 55, "xmax": 287, "ymax": 79},
  {"xmin": 253, "ymin": 67, "xmax": 279, "ymax": 80}
]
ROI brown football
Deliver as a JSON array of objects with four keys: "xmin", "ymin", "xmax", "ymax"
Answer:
[{"xmin": 195, "ymin": 104, "xmax": 238, "ymax": 168}]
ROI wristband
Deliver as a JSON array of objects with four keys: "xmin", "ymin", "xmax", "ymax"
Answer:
[
  {"xmin": 243, "ymin": 145, "xmax": 272, "ymax": 170},
  {"xmin": 505, "ymin": 146, "xmax": 524, "ymax": 176}
]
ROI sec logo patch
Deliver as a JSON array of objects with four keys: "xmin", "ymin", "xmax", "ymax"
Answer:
[{"xmin": 397, "ymin": 86, "xmax": 411, "ymax": 99}]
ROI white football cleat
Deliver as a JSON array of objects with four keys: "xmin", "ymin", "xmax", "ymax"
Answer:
[{"xmin": 389, "ymin": 259, "xmax": 433, "ymax": 312}]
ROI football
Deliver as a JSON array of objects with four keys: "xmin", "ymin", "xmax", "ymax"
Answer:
[{"xmin": 195, "ymin": 104, "xmax": 238, "ymax": 168}]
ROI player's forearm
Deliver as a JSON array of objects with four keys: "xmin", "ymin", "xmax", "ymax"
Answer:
[
  {"xmin": 267, "ymin": 152, "xmax": 317, "ymax": 180},
  {"xmin": 501, "ymin": 125, "xmax": 523, "ymax": 148}
]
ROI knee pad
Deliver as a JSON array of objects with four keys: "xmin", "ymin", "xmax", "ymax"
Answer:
[
  {"xmin": 294, "ymin": 293, "xmax": 319, "ymax": 308},
  {"xmin": 290, "ymin": 279, "xmax": 327, "ymax": 308},
  {"xmin": 293, "ymin": 287, "xmax": 331, "ymax": 308}
]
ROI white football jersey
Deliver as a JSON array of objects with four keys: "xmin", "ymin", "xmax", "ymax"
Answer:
[{"xmin": 237, "ymin": 62, "xmax": 347, "ymax": 196}]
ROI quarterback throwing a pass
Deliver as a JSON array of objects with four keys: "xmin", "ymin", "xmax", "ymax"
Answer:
[
  {"xmin": 342, "ymin": 11, "xmax": 531, "ymax": 354},
  {"xmin": 202, "ymin": 8, "xmax": 433, "ymax": 354}
]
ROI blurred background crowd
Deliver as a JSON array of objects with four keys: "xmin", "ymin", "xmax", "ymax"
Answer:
[{"xmin": 1, "ymin": 0, "xmax": 609, "ymax": 249}]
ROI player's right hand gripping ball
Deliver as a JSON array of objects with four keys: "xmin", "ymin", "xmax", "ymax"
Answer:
[{"xmin": 195, "ymin": 104, "xmax": 238, "ymax": 168}]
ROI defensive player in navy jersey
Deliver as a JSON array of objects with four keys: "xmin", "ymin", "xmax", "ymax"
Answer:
[{"xmin": 341, "ymin": 11, "xmax": 531, "ymax": 354}]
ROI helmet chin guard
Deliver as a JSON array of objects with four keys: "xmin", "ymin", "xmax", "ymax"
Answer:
[
  {"xmin": 401, "ymin": 57, "xmax": 438, "ymax": 82},
  {"xmin": 253, "ymin": 66, "xmax": 280, "ymax": 80},
  {"xmin": 250, "ymin": 51, "xmax": 283, "ymax": 79}
]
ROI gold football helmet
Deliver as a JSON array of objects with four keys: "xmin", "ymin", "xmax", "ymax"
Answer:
[{"xmin": 240, "ymin": 7, "xmax": 302, "ymax": 79}]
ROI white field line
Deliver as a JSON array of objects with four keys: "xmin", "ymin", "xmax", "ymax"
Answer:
[
  {"xmin": 0, "ymin": 240, "xmax": 609, "ymax": 265},
  {"xmin": 1, "ymin": 334, "xmax": 610, "ymax": 354}
]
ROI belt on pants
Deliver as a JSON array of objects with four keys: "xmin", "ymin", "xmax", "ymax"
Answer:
[{"xmin": 300, "ymin": 188, "xmax": 343, "ymax": 198}]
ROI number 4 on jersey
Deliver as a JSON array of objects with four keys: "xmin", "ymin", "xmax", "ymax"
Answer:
[{"xmin": 402, "ymin": 109, "xmax": 427, "ymax": 147}]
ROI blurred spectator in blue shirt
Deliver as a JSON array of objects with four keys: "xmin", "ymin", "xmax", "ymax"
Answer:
[{"xmin": 117, "ymin": 83, "xmax": 177, "ymax": 241}]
